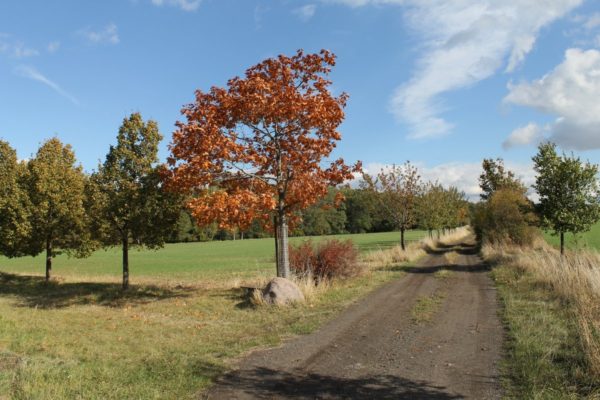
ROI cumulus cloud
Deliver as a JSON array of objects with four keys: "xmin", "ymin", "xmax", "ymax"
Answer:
[
  {"xmin": 293, "ymin": 4, "xmax": 317, "ymax": 22},
  {"xmin": 324, "ymin": 0, "xmax": 582, "ymax": 139},
  {"xmin": 14, "ymin": 65, "xmax": 79, "ymax": 105},
  {"xmin": 79, "ymin": 23, "xmax": 119, "ymax": 45},
  {"xmin": 503, "ymin": 122, "xmax": 544, "ymax": 149},
  {"xmin": 151, "ymin": 0, "xmax": 201, "ymax": 12},
  {"xmin": 504, "ymin": 48, "xmax": 600, "ymax": 150},
  {"xmin": 362, "ymin": 160, "xmax": 536, "ymax": 201}
]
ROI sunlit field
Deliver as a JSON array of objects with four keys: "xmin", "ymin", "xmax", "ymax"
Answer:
[
  {"xmin": 0, "ymin": 230, "xmax": 429, "ymax": 399},
  {"xmin": 544, "ymin": 222, "xmax": 600, "ymax": 251},
  {"xmin": 0, "ymin": 230, "xmax": 427, "ymax": 283}
]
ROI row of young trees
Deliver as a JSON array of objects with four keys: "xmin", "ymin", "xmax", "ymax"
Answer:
[
  {"xmin": 0, "ymin": 49, "xmax": 469, "ymax": 284},
  {"xmin": 169, "ymin": 178, "xmax": 469, "ymax": 246},
  {"xmin": 0, "ymin": 114, "xmax": 181, "ymax": 289},
  {"xmin": 473, "ymin": 142, "xmax": 600, "ymax": 254}
]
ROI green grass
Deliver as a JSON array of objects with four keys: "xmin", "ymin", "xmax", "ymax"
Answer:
[
  {"xmin": 491, "ymin": 261, "xmax": 599, "ymax": 399},
  {"xmin": 0, "ymin": 230, "xmax": 426, "ymax": 282},
  {"xmin": 543, "ymin": 221, "xmax": 600, "ymax": 251},
  {"xmin": 410, "ymin": 293, "xmax": 445, "ymax": 324},
  {"xmin": 0, "ymin": 230, "xmax": 425, "ymax": 399}
]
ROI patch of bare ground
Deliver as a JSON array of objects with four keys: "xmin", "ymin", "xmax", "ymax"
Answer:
[{"xmin": 205, "ymin": 234, "xmax": 503, "ymax": 399}]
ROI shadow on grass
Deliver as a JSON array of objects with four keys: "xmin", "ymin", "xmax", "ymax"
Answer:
[
  {"xmin": 391, "ymin": 241, "xmax": 489, "ymax": 275},
  {"xmin": 0, "ymin": 272, "xmax": 192, "ymax": 309},
  {"xmin": 206, "ymin": 367, "xmax": 463, "ymax": 399}
]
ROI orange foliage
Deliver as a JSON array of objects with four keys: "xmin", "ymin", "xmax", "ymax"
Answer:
[{"xmin": 167, "ymin": 49, "xmax": 361, "ymax": 231}]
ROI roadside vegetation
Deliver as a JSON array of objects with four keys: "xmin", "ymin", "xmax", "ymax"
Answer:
[
  {"xmin": 0, "ymin": 229, "xmax": 464, "ymax": 399},
  {"xmin": 473, "ymin": 144, "xmax": 600, "ymax": 398},
  {"xmin": 486, "ymin": 242, "xmax": 600, "ymax": 398}
]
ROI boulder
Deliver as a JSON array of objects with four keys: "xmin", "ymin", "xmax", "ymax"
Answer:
[{"xmin": 262, "ymin": 277, "xmax": 305, "ymax": 305}]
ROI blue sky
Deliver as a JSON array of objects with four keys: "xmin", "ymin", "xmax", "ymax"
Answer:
[{"xmin": 1, "ymin": 0, "xmax": 600, "ymax": 197}]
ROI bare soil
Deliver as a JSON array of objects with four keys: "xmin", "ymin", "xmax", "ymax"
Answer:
[{"xmin": 205, "ymin": 239, "xmax": 503, "ymax": 399}]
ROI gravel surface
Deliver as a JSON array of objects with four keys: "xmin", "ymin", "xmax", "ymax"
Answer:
[{"xmin": 205, "ymin": 240, "xmax": 503, "ymax": 399}]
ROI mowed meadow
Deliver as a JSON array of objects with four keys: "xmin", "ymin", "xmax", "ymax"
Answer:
[
  {"xmin": 0, "ymin": 230, "xmax": 428, "ymax": 399},
  {"xmin": 0, "ymin": 231, "xmax": 426, "ymax": 282},
  {"xmin": 544, "ymin": 221, "xmax": 600, "ymax": 251}
]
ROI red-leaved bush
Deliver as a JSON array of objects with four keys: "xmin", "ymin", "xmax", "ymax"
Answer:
[{"xmin": 289, "ymin": 239, "xmax": 360, "ymax": 280}]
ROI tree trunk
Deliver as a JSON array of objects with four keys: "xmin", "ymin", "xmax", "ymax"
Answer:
[
  {"xmin": 400, "ymin": 228, "xmax": 406, "ymax": 251},
  {"xmin": 560, "ymin": 231, "xmax": 565, "ymax": 256},
  {"xmin": 275, "ymin": 212, "xmax": 290, "ymax": 278},
  {"xmin": 45, "ymin": 238, "xmax": 52, "ymax": 282},
  {"xmin": 122, "ymin": 235, "xmax": 129, "ymax": 290}
]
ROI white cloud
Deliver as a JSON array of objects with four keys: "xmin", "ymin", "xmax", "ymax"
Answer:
[
  {"xmin": 362, "ymin": 160, "xmax": 536, "ymax": 201},
  {"xmin": 504, "ymin": 48, "xmax": 600, "ymax": 150},
  {"xmin": 293, "ymin": 4, "xmax": 317, "ymax": 22},
  {"xmin": 47, "ymin": 41, "xmax": 60, "ymax": 53},
  {"xmin": 79, "ymin": 23, "xmax": 119, "ymax": 45},
  {"xmin": 0, "ymin": 34, "xmax": 39, "ymax": 58},
  {"xmin": 151, "ymin": 0, "xmax": 201, "ymax": 12},
  {"xmin": 582, "ymin": 12, "xmax": 600, "ymax": 30},
  {"xmin": 325, "ymin": 0, "xmax": 582, "ymax": 139},
  {"xmin": 503, "ymin": 122, "xmax": 544, "ymax": 149},
  {"xmin": 14, "ymin": 65, "xmax": 79, "ymax": 105}
]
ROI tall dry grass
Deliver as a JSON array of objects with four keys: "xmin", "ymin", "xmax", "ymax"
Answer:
[
  {"xmin": 251, "ymin": 227, "xmax": 473, "ymax": 306},
  {"xmin": 362, "ymin": 226, "xmax": 472, "ymax": 269},
  {"xmin": 483, "ymin": 242, "xmax": 600, "ymax": 377}
]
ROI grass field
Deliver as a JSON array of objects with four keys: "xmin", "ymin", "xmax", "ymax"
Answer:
[
  {"xmin": 543, "ymin": 222, "xmax": 600, "ymax": 251},
  {"xmin": 0, "ymin": 230, "xmax": 426, "ymax": 399},
  {"xmin": 0, "ymin": 230, "xmax": 426, "ymax": 283}
]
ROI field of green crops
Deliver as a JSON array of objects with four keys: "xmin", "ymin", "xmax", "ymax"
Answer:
[
  {"xmin": 0, "ymin": 230, "xmax": 425, "ymax": 399},
  {"xmin": 0, "ymin": 230, "xmax": 426, "ymax": 282},
  {"xmin": 543, "ymin": 222, "xmax": 600, "ymax": 251}
]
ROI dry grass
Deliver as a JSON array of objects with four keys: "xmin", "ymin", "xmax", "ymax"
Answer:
[
  {"xmin": 249, "ymin": 273, "xmax": 333, "ymax": 307},
  {"xmin": 362, "ymin": 226, "xmax": 472, "ymax": 270},
  {"xmin": 483, "ymin": 242, "xmax": 600, "ymax": 378}
]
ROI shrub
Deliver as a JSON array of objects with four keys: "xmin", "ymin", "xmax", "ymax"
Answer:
[
  {"xmin": 472, "ymin": 188, "xmax": 539, "ymax": 246},
  {"xmin": 289, "ymin": 239, "xmax": 360, "ymax": 280}
]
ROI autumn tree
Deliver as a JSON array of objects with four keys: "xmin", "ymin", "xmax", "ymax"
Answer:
[
  {"xmin": 91, "ymin": 113, "xmax": 181, "ymax": 289},
  {"xmin": 472, "ymin": 187, "xmax": 538, "ymax": 245},
  {"xmin": 365, "ymin": 162, "xmax": 422, "ymax": 250},
  {"xmin": 479, "ymin": 158, "xmax": 523, "ymax": 200},
  {"xmin": 0, "ymin": 140, "xmax": 31, "ymax": 258},
  {"xmin": 26, "ymin": 138, "xmax": 91, "ymax": 281},
  {"xmin": 167, "ymin": 49, "xmax": 360, "ymax": 278},
  {"xmin": 533, "ymin": 142, "xmax": 600, "ymax": 254}
]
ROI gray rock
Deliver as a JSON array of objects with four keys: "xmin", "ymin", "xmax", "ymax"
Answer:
[{"xmin": 262, "ymin": 277, "xmax": 305, "ymax": 305}]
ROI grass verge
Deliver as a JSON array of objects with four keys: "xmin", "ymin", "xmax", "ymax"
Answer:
[
  {"xmin": 0, "ymin": 229, "xmax": 466, "ymax": 399},
  {"xmin": 411, "ymin": 293, "xmax": 445, "ymax": 324},
  {"xmin": 485, "ymin": 244, "xmax": 600, "ymax": 399}
]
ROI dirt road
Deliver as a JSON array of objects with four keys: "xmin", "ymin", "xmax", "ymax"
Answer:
[{"xmin": 205, "ymin": 239, "xmax": 503, "ymax": 399}]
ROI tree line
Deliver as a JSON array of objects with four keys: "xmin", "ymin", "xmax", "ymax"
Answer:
[
  {"xmin": 169, "ymin": 166, "xmax": 470, "ymax": 249},
  {"xmin": 0, "ymin": 113, "xmax": 181, "ymax": 289},
  {"xmin": 473, "ymin": 142, "xmax": 600, "ymax": 254},
  {"xmin": 0, "ymin": 49, "xmax": 469, "ymax": 287}
]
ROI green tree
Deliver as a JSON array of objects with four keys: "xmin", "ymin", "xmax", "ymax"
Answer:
[
  {"xmin": 300, "ymin": 188, "xmax": 347, "ymax": 236},
  {"xmin": 343, "ymin": 186, "xmax": 376, "ymax": 234},
  {"xmin": 472, "ymin": 187, "xmax": 538, "ymax": 245},
  {"xmin": 26, "ymin": 138, "xmax": 91, "ymax": 281},
  {"xmin": 479, "ymin": 158, "xmax": 523, "ymax": 200},
  {"xmin": 0, "ymin": 140, "xmax": 31, "ymax": 258},
  {"xmin": 533, "ymin": 142, "xmax": 600, "ymax": 254},
  {"xmin": 417, "ymin": 182, "xmax": 446, "ymax": 237},
  {"xmin": 92, "ymin": 113, "xmax": 181, "ymax": 289},
  {"xmin": 365, "ymin": 162, "xmax": 423, "ymax": 250}
]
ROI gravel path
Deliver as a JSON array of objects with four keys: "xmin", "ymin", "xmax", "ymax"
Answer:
[{"xmin": 205, "ymin": 239, "xmax": 503, "ymax": 399}]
